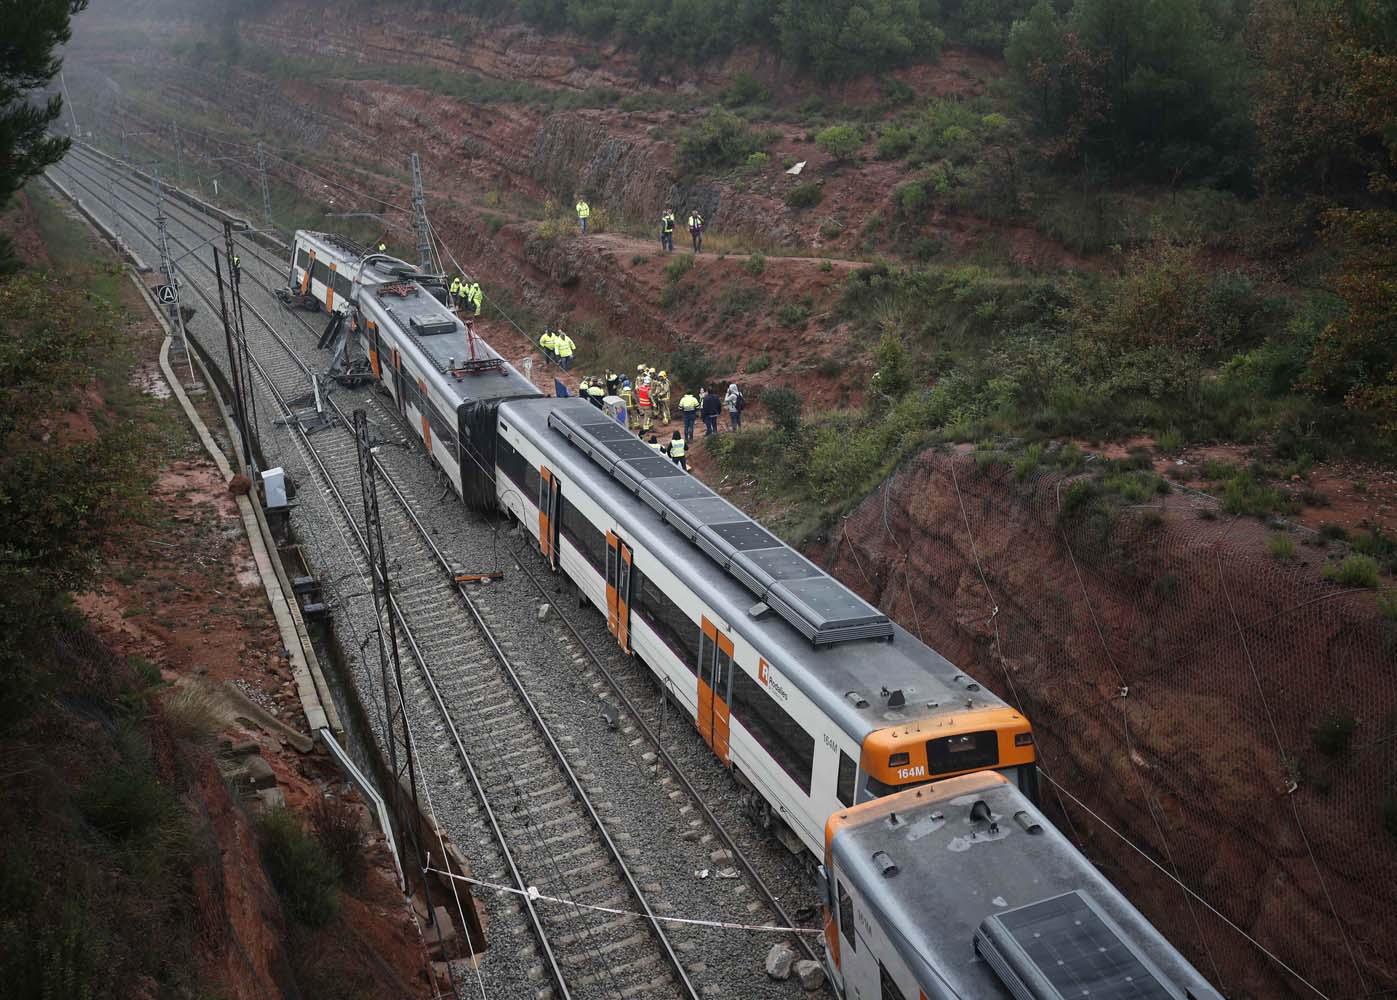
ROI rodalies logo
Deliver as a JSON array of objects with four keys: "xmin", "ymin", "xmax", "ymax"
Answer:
[{"xmin": 758, "ymin": 659, "xmax": 789, "ymax": 700}]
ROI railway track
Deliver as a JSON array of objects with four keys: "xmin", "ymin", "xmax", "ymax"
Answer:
[{"xmin": 52, "ymin": 144, "xmax": 820, "ymax": 998}]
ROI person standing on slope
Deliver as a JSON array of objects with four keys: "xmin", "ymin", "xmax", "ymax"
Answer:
[
  {"xmin": 575, "ymin": 196, "xmax": 591, "ymax": 235},
  {"xmin": 661, "ymin": 208, "xmax": 676, "ymax": 253},
  {"xmin": 687, "ymin": 209, "xmax": 704, "ymax": 253}
]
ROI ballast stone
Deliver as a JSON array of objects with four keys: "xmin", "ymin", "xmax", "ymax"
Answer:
[
  {"xmin": 795, "ymin": 959, "xmax": 825, "ymax": 991},
  {"xmin": 765, "ymin": 942, "xmax": 796, "ymax": 980}
]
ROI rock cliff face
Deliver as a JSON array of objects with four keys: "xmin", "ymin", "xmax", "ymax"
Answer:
[{"xmin": 815, "ymin": 452, "xmax": 1397, "ymax": 999}]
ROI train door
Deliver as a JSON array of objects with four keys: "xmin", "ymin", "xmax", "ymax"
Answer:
[
  {"xmin": 391, "ymin": 349, "xmax": 404, "ymax": 416},
  {"xmin": 538, "ymin": 468, "xmax": 560, "ymax": 570},
  {"xmin": 605, "ymin": 533, "xmax": 633, "ymax": 653},
  {"xmin": 697, "ymin": 619, "xmax": 734, "ymax": 765}
]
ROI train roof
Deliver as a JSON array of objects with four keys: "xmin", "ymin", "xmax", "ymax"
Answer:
[
  {"xmin": 827, "ymin": 772, "xmax": 1223, "ymax": 1000},
  {"xmin": 358, "ymin": 280, "xmax": 538, "ymax": 406},
  {"xmin": 499, "ymin": 395, "xmax": 1022, "ymax": 743}
]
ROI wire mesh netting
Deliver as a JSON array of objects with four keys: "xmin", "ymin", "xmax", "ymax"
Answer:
[{"xmin": 825, "ymin": 452, "xmax": 1396, "ymax": 1000}]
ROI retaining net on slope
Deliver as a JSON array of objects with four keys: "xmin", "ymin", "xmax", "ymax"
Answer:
[{"xmin": 826, "ymin": 452, "xmax": 1396, "ymax": 1000}]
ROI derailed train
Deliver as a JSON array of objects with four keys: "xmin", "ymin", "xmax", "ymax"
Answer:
[{"xmin": 286, "ymin": 231, "xmax": 1220, "ymax": 999}]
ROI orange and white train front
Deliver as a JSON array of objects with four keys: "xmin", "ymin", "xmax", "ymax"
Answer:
[{"xmin": 819, "ymin": 772, "xmax": 1222, "ymax": 1000}]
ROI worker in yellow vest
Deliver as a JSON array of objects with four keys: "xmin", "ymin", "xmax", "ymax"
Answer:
[
  {"xmin": 540, "ymin": 328, "xmax": 556, "ymax": 363},
  {"xmin": 678, "ymin": 389, "xmax": 700, "ymax": 442},
  {"xmin": 554, "ymin": 329, "xmax": 575, "ymax": 370},
  {"xmin": 575, "ymin": 197, "xmax": 591, "ymax": 235},
  {"xmin": 668, "ymin": 430, "xmax": 687, "ymax": 470}
]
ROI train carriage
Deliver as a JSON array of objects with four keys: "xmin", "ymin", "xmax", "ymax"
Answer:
[
  {"xmin": 285, "ymin": 231, "xmax": 541, "ymax": 506},
  {"xmin": 493, "ymin": 395, "xmax": 1037, "ymax": 855},
  {"xmin": 287, "ymin": 230, "xmax": 395, "ymax": 314},
  {"xmin": 820, "ymin": 772, "xmax": 1223, "ymax": 1000}
]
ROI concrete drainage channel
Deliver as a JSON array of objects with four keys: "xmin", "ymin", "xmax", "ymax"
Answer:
[{"xmin": 52, "ymin": 144, "xmax": 825, "ymax": 998}]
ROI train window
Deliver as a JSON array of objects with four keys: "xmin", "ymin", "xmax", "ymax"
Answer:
[
  {"xmin": 295, "ymin": 248, "xmax": 310, "ymax": 272},
  {"xmin": 429, "ymin": 404, "xmax": 457, "ymax": 454},
  {"xmin": 713, "ymin": 643, "xmax": 731, "ymax": 699},
  {"xmin": 878, "ymin": 963, "xmax": 905, "ymax": 1000},
  {"xmin": 731, "ymin": 667, "xmax": 814, "ymax": 795},
  {"xmin": 523, "ymin": 463, "xmax": 540, "ymax": 507},
  {"xmin": 312, "ymin": 259, "xmax": 331, "ymax": 287},
  {"xmin": 334, "ymin": 272, "xmax": 353, "ymax": 301},
  {"xmin": 560, "ymin": 497, "xmax": 606, "ymax": 572},
  {"xmin": 837, "ymin": 750, "xmax": 856, "ymax": 808},
  {"xmin": 925, "ymin": 729, "xmax": 998, "ymax": 774},
  {"xmin": 496, "ymin": 438, "xmax": 527, "ymax": 493},
  {"xmin": 837, "ymin": 881, "xmax": 856, "ymax": 952},
  {"xmin": 631, "ymin": 571, "xmax": 699, "ymax": 666}
]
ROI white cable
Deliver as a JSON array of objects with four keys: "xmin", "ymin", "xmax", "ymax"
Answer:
[{"xmin": 423, "ymin": 867, "xmax": 822, "ymax": 936}]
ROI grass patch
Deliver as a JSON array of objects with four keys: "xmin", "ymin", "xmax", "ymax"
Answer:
[
  {"xmin": 258, "ymin": 808, "xmax": 340, "ymax": 928},
  {"xmin": 665, "ymin": 254, "xmax": 695, "ymax": 284},
  {"xmin": 1323, "ymin": 554, "xmax": 1381, "ymax": 589},
  {"xmin": 1269, "ymin": 534, "xmax": 1296, "ymax": 561},
  {"xmin": 745, "ymin": 354, "xmax": 772, "ymax": 374}
]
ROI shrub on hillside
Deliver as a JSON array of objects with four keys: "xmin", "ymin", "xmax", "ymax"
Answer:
[
  {"xmin": 1323, "ymin": 554, "xmax": 1381, "ymax": 589},
  {"xmin": 721, "ymin": 71, "xmax": 769, "ymax": 107},
  {"xmin": 310, "ymin": 795, "xmax": 369, "ymax": 888},
  {"xmin": 876, "ymin": 125, "xmax": 915, "ymax": 161},
  {"xmin": 816, "ymin": 124, "xmax": 863, "ymax": 161},
  {"xmin": 676, "ymin": 110, "xmax": 762, "ymax": 173},
  {"xmin": 259, "ymin": 808, "xmax": 339, "ymax": 927},
  {"xmin": 785, "ymin": 182, "xmax": 823, "ymax": 209},
  {"xmin": 763, "ymin": 387, "xmax": 802, "ymax": 433},
  {"xmin": 671, "ymin": 342, "xmax": 716, "ymax": 392}
]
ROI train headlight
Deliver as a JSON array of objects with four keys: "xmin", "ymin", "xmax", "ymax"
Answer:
[
  {"xmin": 888, "ymin": 752, "xmax": 910, "ymax": 766},
  {"xmin": 1014, "ymin": 732, "xmax": 1035, "ymax": 747}
]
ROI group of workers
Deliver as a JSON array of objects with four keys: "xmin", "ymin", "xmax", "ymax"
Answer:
[
  {"xmin": 573, "ymin": 198, "xmax": 706, "ymax": 254},
  {"xmin": 539, "ymin": 326, "xmax": 577, "ymax": 370},
  {"xmin": 564, "ymin": 359, "xmax": 746, "ymax": 453},
  {"xmin": 449, "ymin": 276, "xmax": 483, "ymax": 317}
]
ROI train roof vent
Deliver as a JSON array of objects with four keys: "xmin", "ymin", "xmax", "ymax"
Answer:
[
  {"xmin": 975, "ymin": 891, "xmax": 1193, "ymax": 1000},
  {"xmin": 548, "ymin": 406, "xmax": 892, "ymax": 646}
]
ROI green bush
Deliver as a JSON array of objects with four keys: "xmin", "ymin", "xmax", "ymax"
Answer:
[
  {"xmin": 715, "ymin": 282, "xmax": 762, "ymax": 321},
  {"xmin": 1323, "ymin": 554, "xmax": 1381, "ymax": 589},
  {"xmin": 258, "ymin": 808, "xmax": 339, "ymax": 928},
  {"xmin": 1311, "ymin": 711, "xmax": 1358, "ymax": 758},
  {"xmin": 744, "ymin": 252, "xmax": 766, "ymax": 276},
  {"xmin": 763, "ymin": 387, "xmax": 802, "ymax": 433},
  {"xmin": 79, "ymin": 762, "xmax": 174, "ymax": 843},
  {"xmin": 876, "ymin": 125, "xmax": 915, "ymax": 161},
  {"xmin": 746, "ymin": 151, "xmax": 770, "ymax": 169},
  {"xmin": 777, "ymin": 300, "xmax": 811, "ymax": 327},
  {"xmin": 816, "ymin": 124, "xmax": 863, "ymax": 161},
  {"xmin": 671, "ymin": 342, "xmax": 716, "ymax": 391},
  {"xmin": 785, "ymin": 182, "xmax": 823, "ymax": 209},
  {"xmin": 721, "ymin": 71, "xmax": 769, "ymax": 107},
  {"xmin": 665, "ymin": 253, "xmax": 694, "ymax": 283},
  {"xmin": 676, "ymin": 110, "xmax": 762, "ymax": 173},
  {"xmin": 309, "ymin": 796, "xmax": 368, "ymax": 888},
  {"xmin": 896, "ymin": 178, "xmax": 931, "ymax": 219},
  {"xmin": 1269, "ymin": 534, "xmax": 1296, "ymax": 561},
  {"xmin": 745, "ymin": 354, "xmax": 772, "ymax": 373}
]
